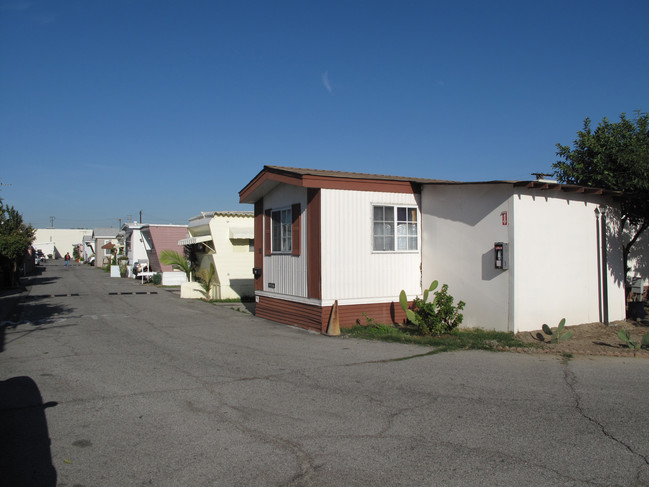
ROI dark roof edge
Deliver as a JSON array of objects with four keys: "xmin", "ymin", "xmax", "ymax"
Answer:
[{"xmin": 259, "ymin": 166, "xmax": 620, "ymax": 196}]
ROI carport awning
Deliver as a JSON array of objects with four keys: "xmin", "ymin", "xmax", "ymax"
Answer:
[
  {"xmin": 178, "ymin": 235, "xmax": 213, "ymax": 246},
  {"xmin": 229, "ymin": 227, "xmax": 254, "ymax": 239}
]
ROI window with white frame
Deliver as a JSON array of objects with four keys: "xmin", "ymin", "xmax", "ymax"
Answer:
[
  {"xmin": 271, "ymin": 208, "xmax": 292, "ymax": 253},
  {"xmin": 373, "ymin": 205, "xmax": 418, "ymax": 251}
]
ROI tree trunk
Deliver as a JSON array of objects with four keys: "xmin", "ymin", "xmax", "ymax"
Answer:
[{"xmin": 623, "ymin": 219, "xmax": 649, "ymax": 297}]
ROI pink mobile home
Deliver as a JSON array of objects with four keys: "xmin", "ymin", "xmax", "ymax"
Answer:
[{"xmin": 122, "ymin": 223, "xmax": 188, "ymax": 273}]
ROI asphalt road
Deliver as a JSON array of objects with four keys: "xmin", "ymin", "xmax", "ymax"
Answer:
[{"xmin": 1, "ymin": 261, "xmax": 648, "ymax": 486}]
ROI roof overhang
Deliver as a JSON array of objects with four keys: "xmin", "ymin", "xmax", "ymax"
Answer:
[
  {"xmin": 238, "ymin": 166, "xmax": 622, "ymax": 204},
  {"xmin": 511, "ymin": 181, "xmax": 619, "ymax": 196},
  {"xmin": 188, "ymin": 217, "xmax": 211, "ymax": 236},
  {"xmin": 239, "ymin": 165, "xmax": 431, "ymax": 204},
  {"xmin": 229, "ymin": 227, "xmax": 254, "ymax": 239},
  {"xmin": 178, "ymin": 235, "xmax": 213, "ymax": 246},
  {"xmin": 421, "ymin": 180, "xmax": 620, "ymax": 196}
]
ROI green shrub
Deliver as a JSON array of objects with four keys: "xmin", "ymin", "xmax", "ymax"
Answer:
[
  {"xmin": 118, "ymin": 261, "xmax": 128, "ymax": 278},
  {"xmin": 400, "ymin": 281, "xmax": 466, "ymax": 336},
  {"xmin": 151, "ymin": 273, "xmax": 162, "ymax": 285}
]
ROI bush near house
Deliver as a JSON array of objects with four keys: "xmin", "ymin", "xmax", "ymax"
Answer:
[
  {"xmin": 0, "ymin": 201, "xmax": 35, "ymax": 288},
  {"xmin": 399, "ymin": 281, "xmax": 466, "ymax": 336}
]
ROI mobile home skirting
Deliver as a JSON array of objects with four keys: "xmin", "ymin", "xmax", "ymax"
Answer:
[{"xmin": 255, "ymin": 294, "xmax": 410, "ymax": 332}]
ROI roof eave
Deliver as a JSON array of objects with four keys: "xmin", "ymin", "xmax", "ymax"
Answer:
[{"xmin": 239, "ymin": 165, "xmax": 425, "ymax": 203}]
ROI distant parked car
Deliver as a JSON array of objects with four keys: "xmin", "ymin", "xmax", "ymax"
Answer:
[{"xmin": 35, "ymin": 250, "xmax": 45, "ymax": 265}]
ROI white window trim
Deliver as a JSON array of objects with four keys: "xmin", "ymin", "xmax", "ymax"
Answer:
[{"xmin": 371, "ymin": 204, "xmax": 419, "ymax": 253}]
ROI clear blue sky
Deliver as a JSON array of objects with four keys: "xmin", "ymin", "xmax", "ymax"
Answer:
[{"xmin": 1, "ymin": 0, "xmax": 647, "ymax": 229}]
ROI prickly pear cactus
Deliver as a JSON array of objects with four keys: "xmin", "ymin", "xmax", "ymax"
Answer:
[
  {"xmin": 617, "ymin": 329, "xmax": 639, "ymax": 350},
  {"xmin": 399, "ymin": 290, "xmax": 418, "ymax": 325},
  {"xmin": 542, "ymin": 319, "xmax": 571, "ymax": 344}
]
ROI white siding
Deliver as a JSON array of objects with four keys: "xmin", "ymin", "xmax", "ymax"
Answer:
[
  {"xmin": 421, "ymin": 184, "xmax": 512, "ymax": 332},
  {"xmin": 129, "ymin": 229, "xmax": 150, "ymax": 265},
  {"xmin": 320, "ymin": 189, "xmax": 421, "ymax": 304},
  {"xmin": 263, "ymin": 185, "xmax": 308, "ymax": 297},
  {"xmin": 512, "ymin": 190, "xmax": 625, "ymax": 331}
]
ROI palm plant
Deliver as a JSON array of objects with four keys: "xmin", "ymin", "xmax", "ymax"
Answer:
[
  {"xmin": 196, "ymin": 262, "xmax": 217, "ymax": 299},
  {"xmin": 159, "ymin": 249, "xmax": 193, "ymax": 281}
]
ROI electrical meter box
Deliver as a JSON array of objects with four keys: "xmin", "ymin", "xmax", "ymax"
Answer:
[{"xmin": 494, "ymin": 242, "xmax": 509, "ymax": 270}]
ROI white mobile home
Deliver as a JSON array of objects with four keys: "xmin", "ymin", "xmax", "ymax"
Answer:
[
  {"xmin": 239, "ymin": 166, "xmax": 628, "ymax": 333},
  {"xmin": 178, "ymin": 211, "xmax": 254, "ymax": 299}
]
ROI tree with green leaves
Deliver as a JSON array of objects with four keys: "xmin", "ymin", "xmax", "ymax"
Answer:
[
  {"xmin": 0, "ymin": 200, "xmax": 36, "ymax": 288},
  {"xmin": 553, "ymin": 111, "xmax": 649, "ymax": 282}
]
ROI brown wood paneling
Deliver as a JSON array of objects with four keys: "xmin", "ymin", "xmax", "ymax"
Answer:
[
  {"xmin": 307, "ymin": 188, "xmax": 321, "ymax": 299},
  {"xmin": 256, "ymin": 295, "xmax": 409, "ymax": 333},
  {"xmin": 264, "ymin": 209, "xmax": 271, "ymax": 256},
  {"xmin": 302, "ymin": 176, "xmax": 419, "ymax": 194},
  {"xmin": 291, "ymin": 203, "xmax": 301, "ymax": 256},
  {"xmin": 322, "ymin": 301, "xmax": 409, "ymax": 329},
  {"xmin": 239, "ymin": 167, "xmax": 420, "ymax": 204},
  {"xmin": 254, "ymin": 200, "xmax": 264, "ymax": 291},
  {"xmin": 239, "ymin": 170, "xmax": 305, "ymax": 202},
  {"xmin": 255, "ymin": 296, "xmax": 323, "ymax": 332}
]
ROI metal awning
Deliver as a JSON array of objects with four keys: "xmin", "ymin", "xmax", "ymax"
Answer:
[
  {"xmin": 178, "ymin": 235, "xmax": 213, "ymax": 246},
  {"xmin": 229, "ymin": 227, "xmax": 254, "ymax": 240}
]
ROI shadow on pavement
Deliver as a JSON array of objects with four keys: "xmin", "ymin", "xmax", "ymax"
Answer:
[
  {"xmin": 1, "ymin": 301, "xmax": 71, "ymax": 353},
  {"xmin": 0, "ymin": 376, "xmax": 58, "ymax": 487},
  {"xmin": 22, "ymin": 266, "xmax": 59, "ymax": 287}
]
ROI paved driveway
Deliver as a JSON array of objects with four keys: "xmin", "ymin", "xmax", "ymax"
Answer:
[{"xmin": 1, "ymin": 262, "xmax": 648, "ymax": 486}]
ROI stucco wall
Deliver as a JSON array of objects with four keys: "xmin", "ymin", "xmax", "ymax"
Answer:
[
  {"xmin": 512, "ymin": 191, "xmax": 625, "ymax": 331},
  {"xmin": 421, "ymin": 184, "xmax": 511, "ymax": 332},
  {"xmin": 421, "ymin": 184, "xmax": 627, "ymax": 333},
  {"xmin": 34, "ymin": 229, "xmax": 92, "ymax": 259},
  {"xmin": 320, "ymin": 188, "xmax": 422, "ymax": 306}
]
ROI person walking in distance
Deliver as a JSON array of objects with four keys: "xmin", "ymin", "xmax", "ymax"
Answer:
[{"xmin": 64, "ymin": 252, "xmax": 71, "ymax": 269}]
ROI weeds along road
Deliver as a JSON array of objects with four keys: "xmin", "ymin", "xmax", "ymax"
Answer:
[{"xmin": 1, "ymin": 261, "xmax": 648, "ymax": 486}]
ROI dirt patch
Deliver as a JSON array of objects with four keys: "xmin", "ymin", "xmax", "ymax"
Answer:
[{"xmin": 514, "ymin": 317, "xmax": 649, "ymax": 358}]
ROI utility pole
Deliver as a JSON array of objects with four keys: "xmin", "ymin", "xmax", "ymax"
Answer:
[
  {"xmin": 139, "ymin": 210, "xmax": 142, "ymax": 224},
  {"xmin": 49, "ymin": 216, "xmax": 55, "ymax": 228}
]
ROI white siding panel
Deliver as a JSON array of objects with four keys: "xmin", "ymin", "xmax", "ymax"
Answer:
[
  {"xmin": 320, "ymin": 189, "xmax": 422, "ymax": 303},
  {"xmin": 263, "ymin": 185, "xmax": 308, "ymax": 297}
]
